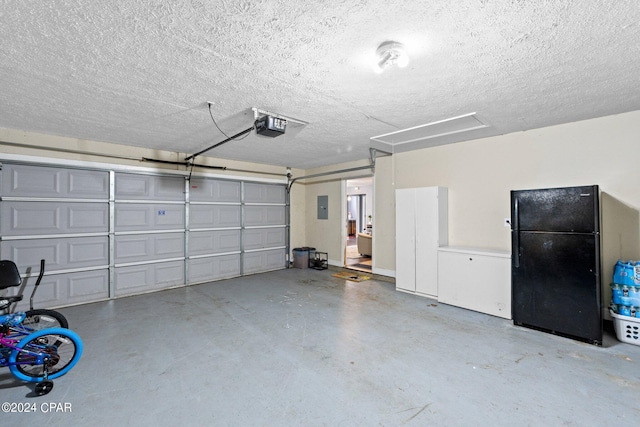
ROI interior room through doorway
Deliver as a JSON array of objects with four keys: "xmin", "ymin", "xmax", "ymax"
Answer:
[{"xmin": 345, "ymin": 176, "xmax": 373, "ymax": 272}]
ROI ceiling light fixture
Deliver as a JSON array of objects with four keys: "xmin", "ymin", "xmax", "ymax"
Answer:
[{"xmin": 374, "ymin": 41, "xmax": 409, "ymax": 73}]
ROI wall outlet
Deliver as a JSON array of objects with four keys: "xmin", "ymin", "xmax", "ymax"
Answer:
[{"xmin": 504, "ymin": 218, "xmax": 511, "ymax": 228}]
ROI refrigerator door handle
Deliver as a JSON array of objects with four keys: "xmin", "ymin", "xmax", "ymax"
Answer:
[{"xmin": 513, "ymin": 198, "xmax": 520, "ymax": 268}]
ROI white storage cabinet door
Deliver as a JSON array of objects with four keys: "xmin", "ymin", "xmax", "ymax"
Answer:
[
  {"xmin": 395, "ymin": 188, "xmax": 417, "ymax": 292},
  {"xmin": 395, "ymin": 187, "xmax": 447, "ymax": 299}
]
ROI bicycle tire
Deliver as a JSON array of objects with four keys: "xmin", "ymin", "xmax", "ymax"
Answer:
[
  {"xmin": 22, "ymin": 309, "xmax": 69, "ymax": 330},
  {"xmin": 8, "ymin": 327, "xmax": 83, "ymax": 383}
]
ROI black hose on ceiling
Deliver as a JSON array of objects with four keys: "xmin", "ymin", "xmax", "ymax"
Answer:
[{"xmin": 140, "ymin": 157, "xmax": 226, "ymax": 170}]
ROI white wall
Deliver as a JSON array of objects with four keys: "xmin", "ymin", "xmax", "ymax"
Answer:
[
  {"xmin": 302, "ymin": 110, "xmax": 640, "ymax": 278},
  {"xmin": 371, "ymin": 155, "xmax": 395, "ymax": 277},
  {"xmin": 303, "ymin": 179, "xmax": 343, "ymax": 266},
  {"xmin": 5, "ymin": 109, "xmax": 640, "ymax": 281},
  {"xmin": 391, "ymin": 111, "xmax": 640, "ymax": 248},
  {"xmin": 296, "ymin": 159, "xmax": 374, "ymax": 267}
]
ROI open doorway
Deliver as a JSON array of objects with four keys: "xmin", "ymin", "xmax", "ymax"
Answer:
[{"xmin": 345, "ymin": 176, "xmax": 373, "ymax": 272}]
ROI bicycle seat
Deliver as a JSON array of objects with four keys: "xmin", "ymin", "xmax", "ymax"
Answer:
[{"xmin": 0, "ymin": 260, "xmax": 22, "ymax": 290}]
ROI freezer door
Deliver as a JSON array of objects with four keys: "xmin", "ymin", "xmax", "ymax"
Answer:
[
  {"xmin": 511, "ymin": 185, "xmax": 599, "ymax": 233},
  {"xmin": 512, "ymin": 232, "xmax": 602, "ymax": 345}
]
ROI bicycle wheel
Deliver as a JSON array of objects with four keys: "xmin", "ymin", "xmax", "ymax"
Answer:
[
  {"xmin": 22, "ymin": 309, "xmax": 69, "ymax": 330},
  {"xmin": 8, "ymin": 327, "xmax": 83, "ymax": 382}
]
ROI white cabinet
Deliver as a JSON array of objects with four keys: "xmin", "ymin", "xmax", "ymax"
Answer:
[
  {"xmin": 437, "ymin": 247, "xmax": 511, "ymax": 319},
  {"xmin": 395, "ymin": 187, "xmax": 448, "ymax": 298}
]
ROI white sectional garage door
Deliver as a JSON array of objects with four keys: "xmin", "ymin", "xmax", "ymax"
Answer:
[
  {"xmin": 0, "ymin": 164, "xmax": 110, "ymax": 308},
  {"xmin": 113, "ymin": 172, "xmax": 186, "ymax": 297},
  {"xmin": 242, "ymin": 182, "xmax": 287, "ymax": 274},
  {"xmin": 188, "ymin": 178, "xmax": 242, "ymax": 283},
  {"xmin": 0, "ymin": 162, "xmax": 286, "ymax": 309}
]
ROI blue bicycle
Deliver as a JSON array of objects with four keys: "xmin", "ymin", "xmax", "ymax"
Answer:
[
  {"xmin": 0, "ymin": 312, "xmax": 83, "ymax": 396},
  {"xmin": 0, "ymin": 259, "xmax": 69, "ymax": 331}
]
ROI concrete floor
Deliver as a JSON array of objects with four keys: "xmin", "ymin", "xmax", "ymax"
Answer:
[{"xmin": 1, "ymin": 268, "xmax": 639, "ymax": 426}]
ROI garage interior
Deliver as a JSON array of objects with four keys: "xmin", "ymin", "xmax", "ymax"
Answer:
[{"xmin": 2, "ymin": 1, "xmax": 640, "ymax": 425}]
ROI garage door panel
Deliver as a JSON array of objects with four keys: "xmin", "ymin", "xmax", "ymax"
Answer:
[
  {"xmin": 156, "ymin": 262, "xmax": 184, "ymax": 285},
  {"xmin": 155, "ymin": 234, "xmax": 185, "ymax": 257},
  {"xmin": 188, "ymin": 255, "xmax": 241, "ymax": 283},
  {"xmin": 1, "ymin": 202, "xmax": 109, "ymax": 235},
  {"xmin": 68, "ymin": 204, "xmax": 110, "ymax": 229},
  {"xmin": 115, "ymin": 173, "xmax": 184, "ymax": 201},
  {"xmin": 6, "ymin": 274, "xmax": 60, "ymax": 311},
  {"xmin": 115, "ymin": 237, "xmax": 149, "ymax": 259},
  {"xmin": 68, "ymin": 170, "xmax": 110, "ymax": 197},
  {"xmin": 115, "ymin": 203, "xmax": 184, "ymax": 231},
  {"xmin": 243, "ymin": 249, "xmax": 285, "ymax": 274},
  {"xmin": 115, "ymin": 266, "xmax": 148, "ymax": 294},
  {"xmin": 243, "ymin": 230, "xmax": 263, "ymax": 249},
  {"xmin": 9, "ymin": 269, "xmax": 110, "ymax": 311},
  {"xmin": 189, "ymin": 205, "xmax": 241, "ymax": 228},
  {"xmin": 114, "ymin": 260, "xmax": 184, "ymax": 296},
  {"xmin": 243, "ymin": 228, "xmax": 285, "ymax": 250},
  {"xmin": 1, "ymin": 240, "xmax": 58, "ymax": 272},
  {"xmin": 2, "ymin": 164, "xmax": 109, "ymax": 199},
  {"xmin": 244, "ymin": 206, "xmax": 285, "ymax": 227},
  {"xmin": 243, "ymin": 183, "xmax": 285, "ymax": 204},
  {"xmin": 115, "ymin": 233, "xmax": 184, "ymax": 263},
  {"xmin": 68, "ymin": 238, "xmax": 111, "ymax": 264},
  {"xmin": 190, "ymin": 179, "xmax": 241, "ymax": 202},
  {"xmin": 1, "ymin": 236, "xmax": 108, "ymax": 274},
  {"xmin": 189, "ymin": 230, "xmax": 241, "ymax": 256},
  {"xmin": 264, "ymin": 249, "xmax": 286, "ymax": 271},
  {"xmin": 263, "ymin": 228, "xmax": 286, "ymax": 247},
  {"xmin": 68, "ymin": 270, "xmax": 110, "ymax": 300}
]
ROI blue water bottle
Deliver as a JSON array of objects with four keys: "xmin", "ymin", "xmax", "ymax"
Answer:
[
  {"xmin": 611, "ymin": 283, "xmax": 623, "ymax": 304},
  {"xmin": 620, "ymin": 305, "xmax": 631, "ymax": 317}
]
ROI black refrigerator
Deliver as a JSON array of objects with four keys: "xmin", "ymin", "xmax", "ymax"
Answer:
[{"xmin": 511, "ymin": 185, "xmax": 602, "ymax": 345}]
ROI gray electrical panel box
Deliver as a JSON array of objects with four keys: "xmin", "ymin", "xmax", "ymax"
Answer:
[{"xmin": 317, "ymin": 195, "xmax": 328, "ymax": 220}]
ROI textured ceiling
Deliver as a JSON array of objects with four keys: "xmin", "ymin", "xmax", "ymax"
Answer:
[{"xmin": 1, "ymin": 1, "xmax": 639, "ymax": 169}]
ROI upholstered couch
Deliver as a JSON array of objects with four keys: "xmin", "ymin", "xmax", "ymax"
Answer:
[{"xmin": 357, "ymin": 232, "xmax": 372, "ymax": 256}]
